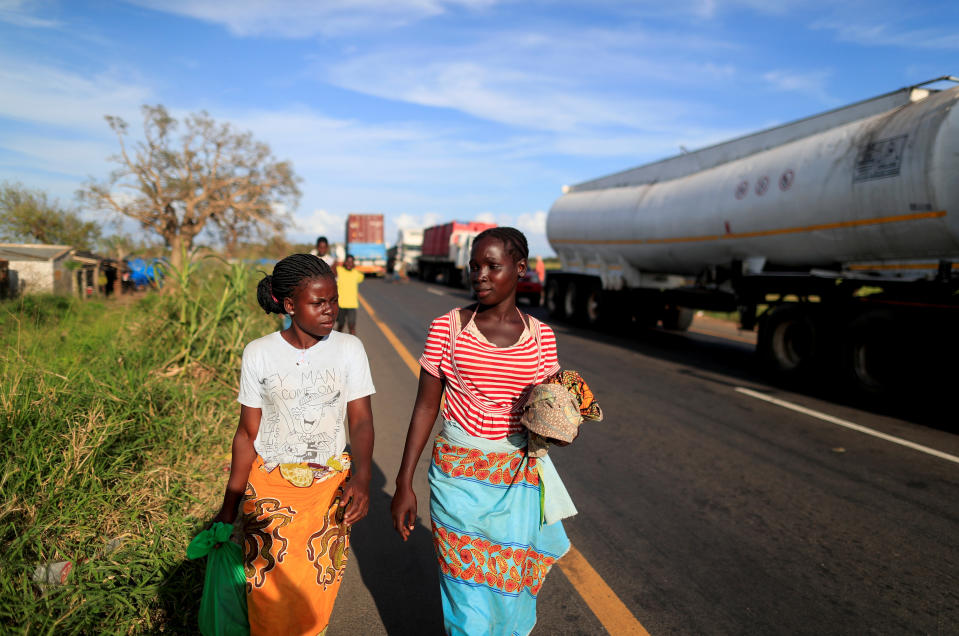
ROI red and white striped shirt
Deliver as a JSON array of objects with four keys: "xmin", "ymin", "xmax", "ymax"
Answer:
[{"xmin": 419, "ymin": 309, "xmax": 560, "ymax": 440}]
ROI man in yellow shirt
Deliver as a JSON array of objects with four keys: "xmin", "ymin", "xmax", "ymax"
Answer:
[{"xmin": 335, "ymin": 255, "xmax": 365, "ymax": 335}]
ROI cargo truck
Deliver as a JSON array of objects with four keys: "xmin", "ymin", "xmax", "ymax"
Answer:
[
  {"xmin": 545, "ymin": 77, "xmax": 959, "ymax": 394},
  {"xmin": 345, "ymin": 213, "xmax": 387, "ymax": 276},
  {"xmin": 388, "ymin": 228, "xmax": 424, "ymax": 276},
  {"xmin": 418, "ymin": 221, "xmax": 496, "ymax": 286}
]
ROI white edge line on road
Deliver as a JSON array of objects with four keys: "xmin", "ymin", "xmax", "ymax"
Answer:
[
  {"xmin": 426, "ymin": 287, "xmax": 447, "ymax": 296},
  {"xmin": 735, "ymin": 387, "xmax": 959, "ymax": 465}
]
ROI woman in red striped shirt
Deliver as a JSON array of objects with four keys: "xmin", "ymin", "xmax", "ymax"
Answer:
[{"xmin": 392, "ymin": 227, "xmax": 573, "ymax": 635}]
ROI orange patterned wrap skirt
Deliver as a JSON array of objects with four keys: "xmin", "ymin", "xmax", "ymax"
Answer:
[{"xmin": 241, "ymin": 455, "xmax": 351, "ymax": 636}]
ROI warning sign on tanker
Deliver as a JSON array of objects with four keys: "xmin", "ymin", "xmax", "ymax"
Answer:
[{"xmin": 854, "ymin": 135, "xmax": 907, "ymax": 182}]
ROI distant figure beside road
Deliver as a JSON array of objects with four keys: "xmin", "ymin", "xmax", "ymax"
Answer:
[
  {"xmin": 335, "ymin": 255, "xmax": 364, "ymax": 335},
  {"xmin": 311, "ymin": 235, "xmax": 337, "ymax": 269}
]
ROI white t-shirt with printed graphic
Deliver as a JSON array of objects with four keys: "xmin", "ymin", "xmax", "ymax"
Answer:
[{"xmin": 238, "ymin": 330, "xmax": 375, "ymax": 470}]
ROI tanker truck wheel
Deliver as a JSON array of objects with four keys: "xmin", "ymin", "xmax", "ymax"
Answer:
[
  {"xmin": 662, "ymin": 305, "xmax": 694, "ymax": 331},
  {"xmin": 584, "ymin": 284, "xmax": 603, "ymax": 327},
  {"xmin": 842, "ymin": 310, "xmax": 900, "ymax": 395},
  {"xmin": 564, "ymin": 281, "xmax": 584, "ymax": 323},
  {"xmin": 758, "ymin": 305, "xmax": 819, "ymax": 377},
  {"xmin": 545, "ymin": 278, "xmax": 566, "ymax": 319}
]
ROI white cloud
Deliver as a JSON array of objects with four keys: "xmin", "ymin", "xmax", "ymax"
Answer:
[
  {"xmin": 327, "ymin": 51, "xmax": 702, "ymax": 134},
  {"xmin": 761, "ymin": 69, "xmax": 837, "ymax": 104},
  {"xmin": 127, "ymin": 0, "xmax": 499, "ymax": 38},
  {"xmin": 0, "ymin": 0, "xmax": 60, "ymax": 28},
  {"xmin": 812, "ymin": 18, "xmax": 959, "ymax": 50},
  {"xmin": 0, "ymin": 55, "xmax": 151, "ymax": 131},
  {"xmin": 474, "ymin": 212, "xmax": 496, "ymax": 224},
  {"xmin": 515, "ymin": 210, "xmax": 546, "ymax": 236},
  {"xmin": 395, "ymin": 212, "xmax": 440, "ymax": 230},
  {"xmin": 1, "ymin": 134, "xmax": 116, "ymax": 178},
  {"xmin": 297, "ymin": 208, "xmax": 344, "ymax": 240}
]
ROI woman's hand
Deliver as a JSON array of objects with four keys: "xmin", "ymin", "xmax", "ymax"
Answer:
[
  {"xmin": 211, "ymin": 506, "xmax": 236, "ymax": 525},
  {"xmin": 340, "ymin": 473, "xmax": 370, "ymax": 524},
  {"xmin": 391, "ymin": 484, "xmax": 417, "ymax": 541},
  {"xmin": 344, "ymin": 396, "xmax": 374, "ymax": 525}
]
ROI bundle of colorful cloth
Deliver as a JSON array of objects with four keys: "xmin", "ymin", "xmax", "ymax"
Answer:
[{"xmin": 521, "ymin": 370, "xmax": 603, "ymax": 457}]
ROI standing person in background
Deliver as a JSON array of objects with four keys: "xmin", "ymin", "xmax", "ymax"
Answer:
[
  {"xmin": 335, "ymin": 255, "xmax": 364, "ymax": 335},
  {"xmin": 103, "ymin": 261, "xmax": 117, "ymax": 297},
  {"xmin": 535, "ymin": 255, "xmax": 546, "ymax": 287},
  {"xmin": 391, "ymin": 227, "xmax": 574, "ymax": 635},
  {"xmin": 311, "ymin": 236, "xmax": 337, "ymax": 269},
  {"xmin": 212, "ymin": 253, "xmax": 375, "ymax": 636}
]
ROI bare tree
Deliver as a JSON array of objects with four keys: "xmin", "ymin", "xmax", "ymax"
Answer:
[
  {"xmin": 81, "ymin": 105, "xmax": 300, "ymax": 270},
  {"xmin": 0, "ymin": 182, "xmax": 102, "ymax": 249}
]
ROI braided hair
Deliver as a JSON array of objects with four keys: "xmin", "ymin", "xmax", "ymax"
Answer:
[
  {"xmin": 473, "ymin": 227, "xmax": 529, "ymax": 263},
  {"xmin": 256, "ymin": 253, "xmax": 335, "ymax": 314}
]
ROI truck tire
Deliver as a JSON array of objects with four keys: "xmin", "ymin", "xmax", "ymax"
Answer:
[
  {"xmin": 545, "ymin": 278, "xmax": 566, "ymax": 319},
  {"xmin": 842, "ymin": 310, "xmax": 899, "ymax": 395},
  {"xmin": 564, "ymin": 281, "xmax": 582, "ymax": 322},
  {"xmin": 584, "ymin": 284, "xmax": 603, "ymax": 327},
  {"xmin": 758, "ymin": 305, "xmax": 818, "ymax": 376},
  {"xmin": 662, "ymin": 305, "xmax": 694, "ymax": 331}
]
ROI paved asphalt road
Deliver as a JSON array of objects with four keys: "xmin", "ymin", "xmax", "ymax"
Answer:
[{"xmin": 329, "ymin": 278, "xmax": 959, "ymax": 636}]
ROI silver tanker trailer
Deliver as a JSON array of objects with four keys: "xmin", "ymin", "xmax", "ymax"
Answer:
[{"xmin": 545, "ymin": 77, "xmax": 959, "ymax": 394}]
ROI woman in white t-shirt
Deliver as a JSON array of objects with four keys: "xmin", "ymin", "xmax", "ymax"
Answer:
[{"xmin": 213, "ymin": 253, "xmax": 375, "ymax": 635}]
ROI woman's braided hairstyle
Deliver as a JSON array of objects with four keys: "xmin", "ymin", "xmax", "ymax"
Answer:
[
  {"xmin": 256, "ymin": 253, "xmax": 335, "ymax": 314},
  {"xmin": 473, "ymin": 226, "xmax": 529, "ymax": 263}
]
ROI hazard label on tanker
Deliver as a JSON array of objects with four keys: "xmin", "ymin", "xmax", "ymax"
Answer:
[
  {"xmin": 755, "ymin": 176, "xmax": 769, "ymax": 196},
  {"xmin": 734, "ymin": 180, "xmax": 749, "ymax": 199},
  {"xmin": 779, "ymin": 169, "xmax": 794, "ymax": 191},
  {"xmin": 854, "ymin": 134, "xmax": 907, "ymax": 182}
]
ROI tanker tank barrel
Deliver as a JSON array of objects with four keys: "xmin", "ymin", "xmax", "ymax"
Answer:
[{"xmin": 544, "ymin": 78, "xmax": 959, "ymax": 396}]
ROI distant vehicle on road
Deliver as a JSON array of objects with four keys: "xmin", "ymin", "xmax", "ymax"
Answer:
[
  {"xmin": 345, "ymin": 214, "xmax": 387, "ymax": 276},
  {"xmin": 546, "ymin": 77, "xmax": 959, "ymax": 394},
  {"xmin": 418, "ymin": 221, "xmax": 496, "ymax": 287},
  {"xmin": 388, "ymin": 228, "xmax": 423, "ymax": 277},
  {"xmin": 517, "ymin": 270, "xmax": 542, "ymax": 306}
]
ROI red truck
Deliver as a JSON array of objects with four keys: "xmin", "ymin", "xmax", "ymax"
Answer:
[{"xmin": 418, "ymin": 221, "xmax": 496, "ymax": 287}]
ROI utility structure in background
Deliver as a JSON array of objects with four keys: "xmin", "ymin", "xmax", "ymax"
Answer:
[{"xmin": 545, "ymin": 76, "xmax": 959, "ymax": 395}]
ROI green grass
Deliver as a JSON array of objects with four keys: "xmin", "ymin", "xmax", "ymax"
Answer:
[{"xmin": 0, "ymin": 260, "xmax": 275, "ymax": 634}]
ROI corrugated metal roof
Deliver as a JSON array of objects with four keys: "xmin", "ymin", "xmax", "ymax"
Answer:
[{"xmin": 0, "ymin": 244, "xmax": 73, "ymax": 261}]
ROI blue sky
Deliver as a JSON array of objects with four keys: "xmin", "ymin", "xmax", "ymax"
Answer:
[{"xmin": 1, "ymin": 0, "xmax": 957, "ymax": 257}]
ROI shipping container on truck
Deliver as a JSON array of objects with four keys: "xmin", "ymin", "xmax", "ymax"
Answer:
[
  {"xmin": 345, "ymin": 214, "xmax": 387, "ymax": 276},
  {"xmin": 418, "ymin": 221, "xmax": 496, "ymax": 287},
  {"xmin": 545, "ymin": 76, "xmax": 959, "ymax": 395}
]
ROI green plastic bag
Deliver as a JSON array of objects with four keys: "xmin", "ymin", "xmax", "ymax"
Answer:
[{"xmin": 187, "ymin": 522, "xmax": 249, "ymax": 636}]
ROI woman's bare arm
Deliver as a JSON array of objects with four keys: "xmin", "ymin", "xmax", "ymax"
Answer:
[
  {"xmin": 213, "ymin": 405, "xmax": 260, "ymax": 524},
  {"xmin": 391, "ymin": 369, "xmax": 445, "ymax": 541}
]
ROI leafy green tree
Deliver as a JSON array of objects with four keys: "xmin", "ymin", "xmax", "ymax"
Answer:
[
  {"xmin": 0, "ymin": 182, "xmax": 102, "ymax": 250},
  {"xmin": 81, "ymin": 105, "xmax": 301, "ymax": 270}
]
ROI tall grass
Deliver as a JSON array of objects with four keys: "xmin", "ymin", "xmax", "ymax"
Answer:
[{"xmin": 0, "ymin": 258, "xmax": 276, "ymax": 634}]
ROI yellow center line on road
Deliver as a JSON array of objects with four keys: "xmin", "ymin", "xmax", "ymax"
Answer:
[
  {"xmin": 358, "ymin": 292, "xmax": 651, "ymax": 636},
  {"xmin": 359, "ymin": 294, "xmax": 421, "ymax": 376}
]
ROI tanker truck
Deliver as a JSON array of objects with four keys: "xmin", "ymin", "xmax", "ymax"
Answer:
[{"xmin": 545, "ymin": 77, "xmax": 959, "ymax": 394}]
